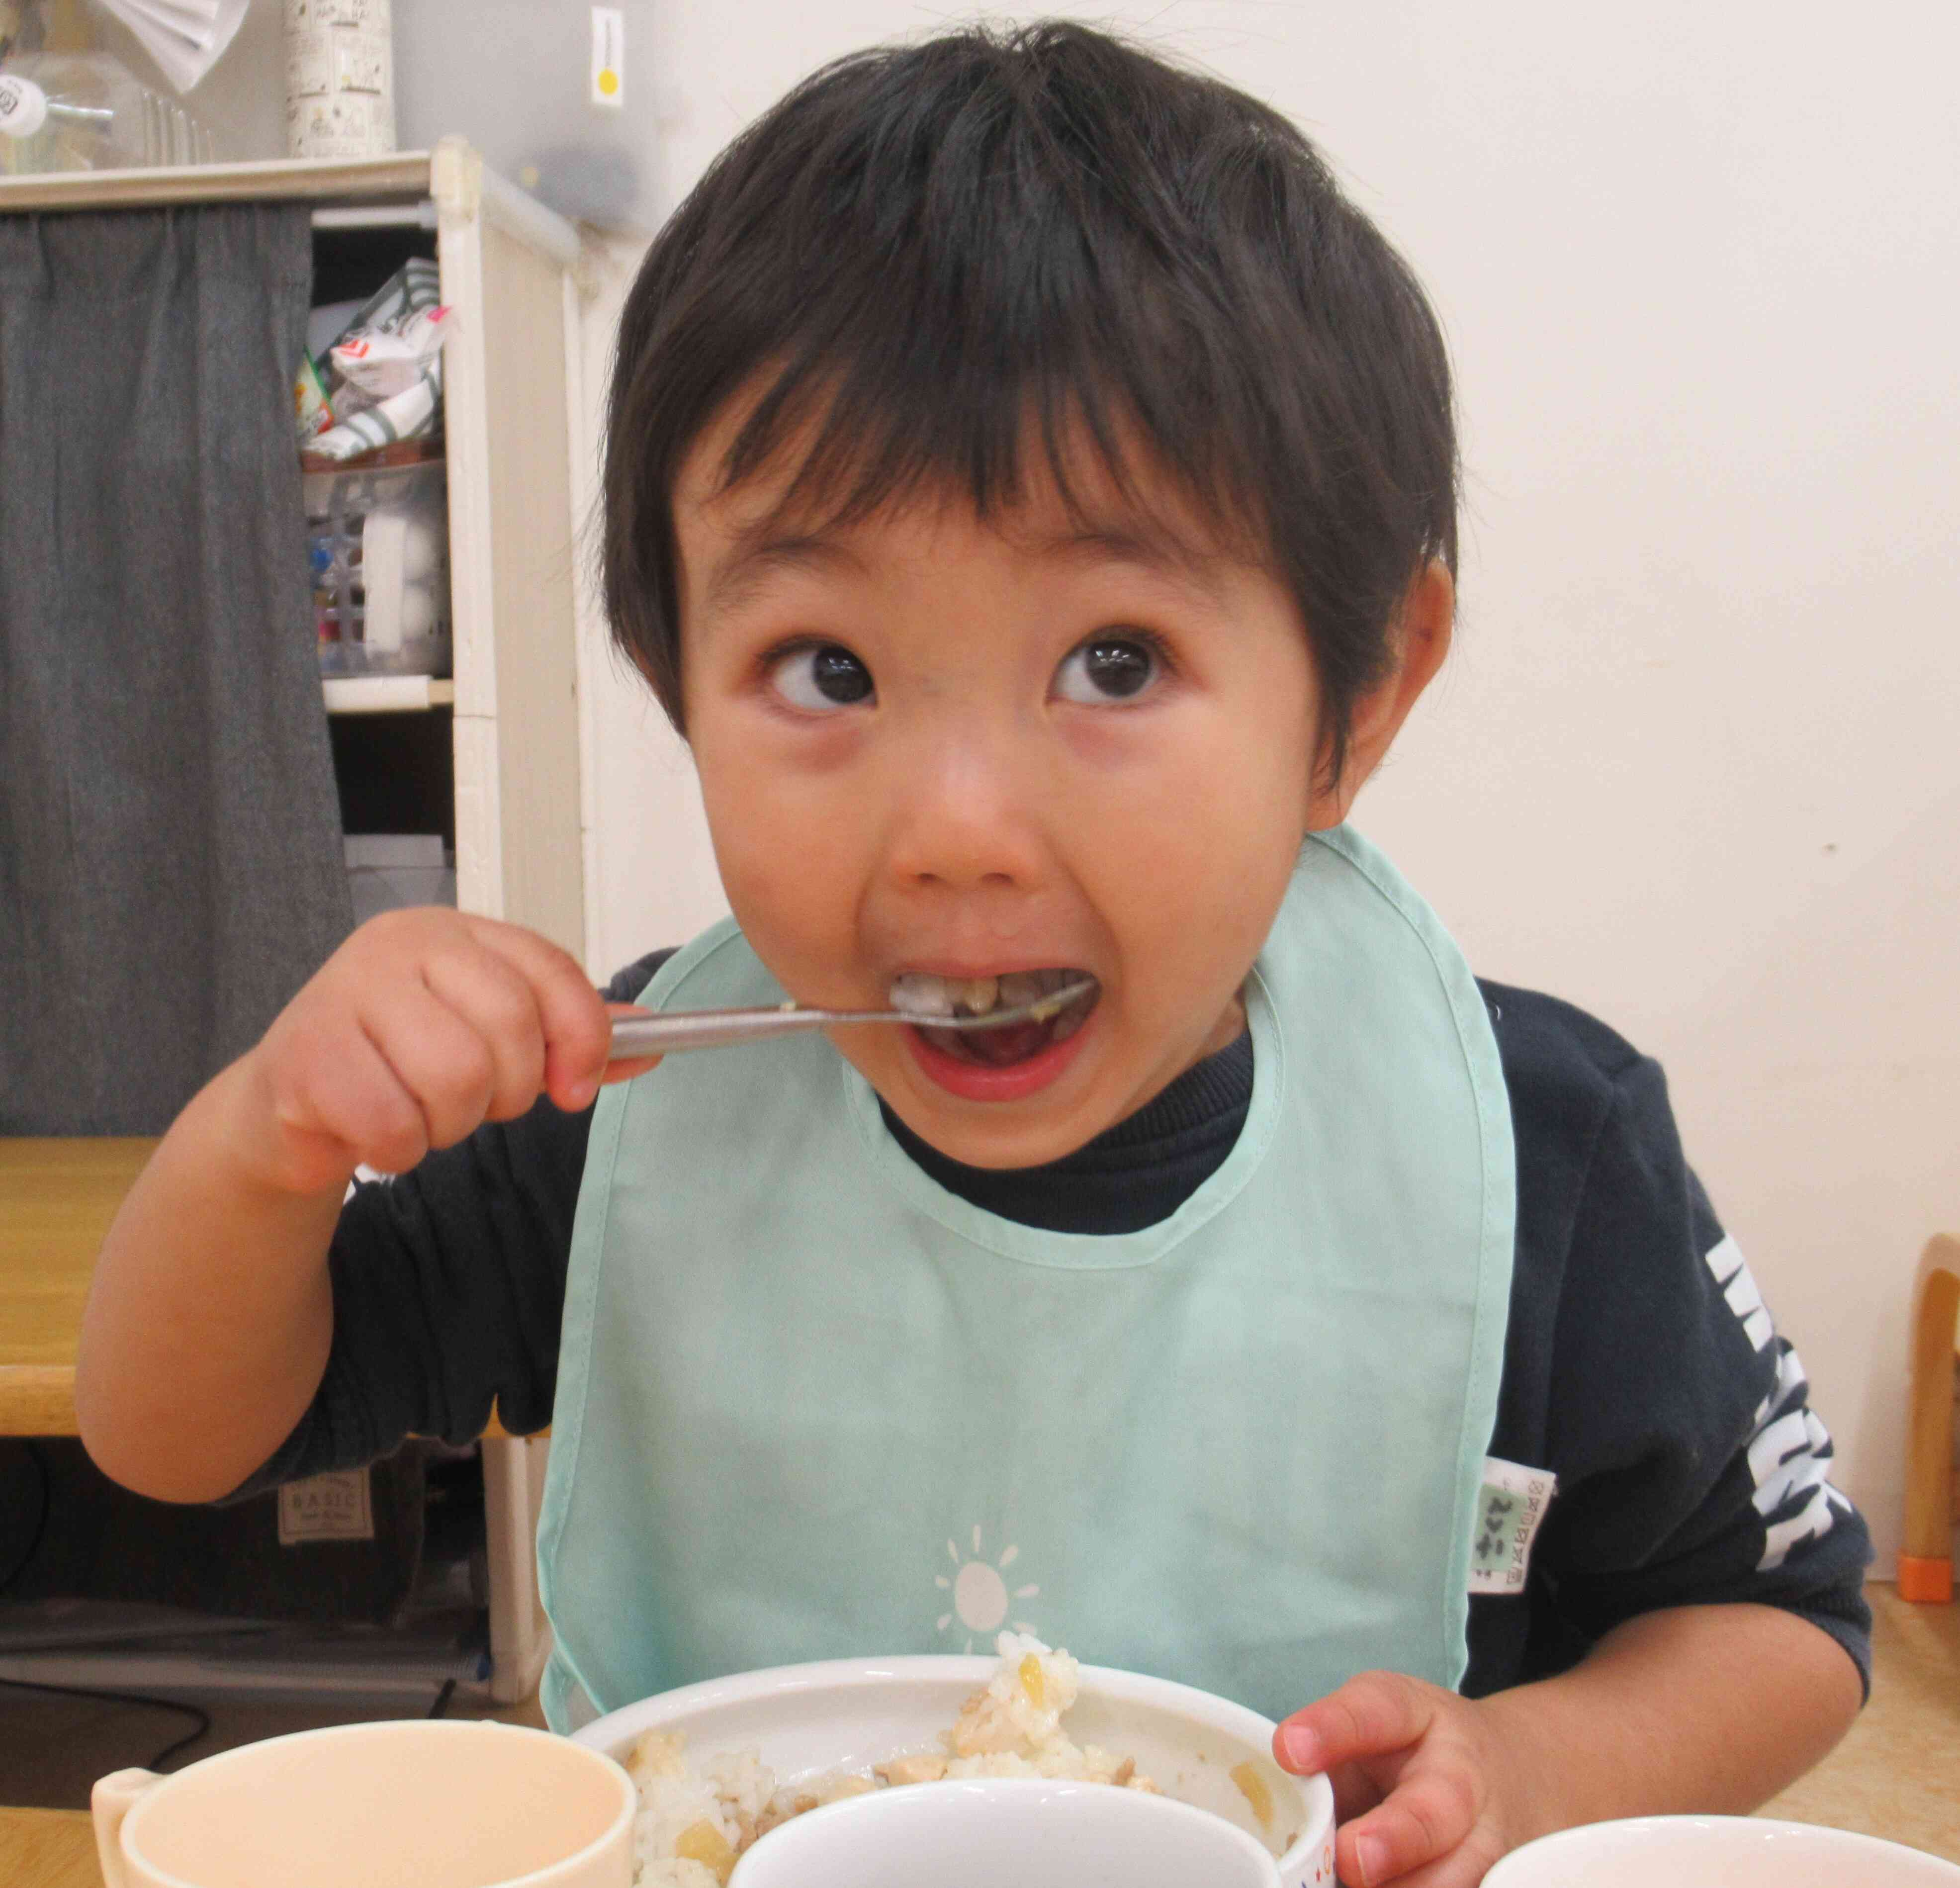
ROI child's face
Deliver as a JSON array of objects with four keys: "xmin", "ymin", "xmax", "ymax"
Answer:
[{"xmin": 672, "ymin": 413, "xmax": 1341, "ymax": 1169}]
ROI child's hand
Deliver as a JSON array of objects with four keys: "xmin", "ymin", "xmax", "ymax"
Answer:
[
  {"xmin": 237, "ymin": 909, "xmax": 656, "ymax": 1197},
  {"xmin": 1272, "ymin": 1671, "xmax": 1546, "ymax": 1887}
]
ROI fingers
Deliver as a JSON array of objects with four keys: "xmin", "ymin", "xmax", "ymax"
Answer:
[
  {"xmin": 362, "ymin": 976, "xmax": 503, "ymax": 1152},
  {"xmin": 261, "ymin": 1004, "xmax": 434, "ymax": 1191},
  {"xmin": 1274, "ymin": 1674, "xmax": 1504, "ymax": 1887},
  {"xmin": 600, "ymin": 1002, "xmax": 662, "ymax": 1087},
  {"xmin": 1274, "ymin": 1670, "xmax": 1437, "ymax": 1777},
  {"xmin": 1319, "ymin": 1758, "xmax": 1390, "ymax": 1827},
  {"xmin": 1340, "ymin": 1836, "xmax": 1504, "ymax": 1888},
  {"xmin": 421, "ymin": 934, "xmax": 547, "ymax": 1122},
  {"xmin": 251, "ymin": 909, "xmax": 633, "ymax": 1191},
  {"xmin": 457, "ymin": 916, "xmax": 616, "ymax": 1111},
  {"xmin": 1336, "ymin": 1764, "xmax": 1484, "ymax": 1887}
]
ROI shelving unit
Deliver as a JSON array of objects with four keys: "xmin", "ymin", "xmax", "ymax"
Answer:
[{"xmin": 0, "ymin": 141, "xmax": 594, "ymax": 1707}]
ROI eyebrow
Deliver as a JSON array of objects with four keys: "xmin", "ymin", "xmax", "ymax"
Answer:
[
  {"xmin": 1025, "ymin": 523, "xmax": 1239, "ymax": 608},
  {"xmin": 700, "ymin": 531, "xmax": 868, "ymax": 624},
  {"xmin": 696, "ymin": 510, "xmax": 1241, "ymax": 630}
]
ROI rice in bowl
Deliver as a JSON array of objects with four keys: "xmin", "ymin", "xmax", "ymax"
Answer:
[{"xmin": 627, "ymin": 1633, "xmax": 1170, "ymax": 1886}]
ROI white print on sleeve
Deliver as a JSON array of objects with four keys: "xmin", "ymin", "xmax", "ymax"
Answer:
[
  {"xmin": 1703, "ymin": 1233, "xmax": 1774, "ymax": 1351},
  {"xmin": 1704, "ymin": 1235, "xmax": 1855, "ymax": 1572}
]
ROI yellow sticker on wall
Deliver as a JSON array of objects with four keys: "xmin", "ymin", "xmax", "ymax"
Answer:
[{"xmin": 591, "ymin": 6, "xmax": 624, "ymax": 109}]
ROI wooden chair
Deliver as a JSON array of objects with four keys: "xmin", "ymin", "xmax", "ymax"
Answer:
[{"xmin": 1901, "ymin": 1234, "xmax": 1960, "ymax": 1602}]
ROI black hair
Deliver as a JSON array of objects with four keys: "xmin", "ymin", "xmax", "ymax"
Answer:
[{"xmin": 602, "ymin": 19, "xmax": 1457, "ymax": 789}]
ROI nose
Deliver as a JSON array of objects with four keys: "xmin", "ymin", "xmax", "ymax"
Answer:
[{"xmin": 881, "ymin": 722, "xmax": 1051, "ymax": 897}]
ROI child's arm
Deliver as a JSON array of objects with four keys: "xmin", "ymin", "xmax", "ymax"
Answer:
[
  {"xmin": 76, "ymin": 910, "xmax": 644, "ymax": 1504},
  {"xmin": 1276, "ymin": 995, "xmax": 1871, "ymax": 1881},
  {"xmin": 1274, "ymin": 1601, "xmax": 1861, "ymax": 1885}
]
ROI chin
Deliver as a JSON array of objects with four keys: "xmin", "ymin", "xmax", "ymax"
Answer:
[
  {"xmin": 896, "ymin": 1098, "xmax": 1112, "ymax": 1171},
  {"xmin": 880, "ymin": 1055, "xmax": 1123, "ymax": 1172}
]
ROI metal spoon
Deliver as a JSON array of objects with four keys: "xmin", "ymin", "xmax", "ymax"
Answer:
[{"xmin": 608, "ymin": 979, "xmax": 1098, "ymax": 1059}]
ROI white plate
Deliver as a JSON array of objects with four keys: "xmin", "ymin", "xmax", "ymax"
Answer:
[
  {"xmin": 1486, "ymin": 1815, "xmax": 1960, "ymax": 1887},
  {"xmin": 727, "ymin": 1777, "xmax": 1285, "ymax": 1888},
  {"xmin": 571, "ymin": 1655, "xmax": 1338, "ymax": 1888}
]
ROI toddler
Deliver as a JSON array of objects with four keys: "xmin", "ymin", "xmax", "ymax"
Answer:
[{"xmin": 80, "ymin": 23, "xmax": 1870, "ymax": 1885}]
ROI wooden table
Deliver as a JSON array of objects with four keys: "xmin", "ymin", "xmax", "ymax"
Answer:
[
  {"xmin": 0, "ymin": 1135, "xmax": 527, "ymax": 1441},
  {"xmin": 0, "ymin": 1139, "xmax": 156, "ymax": 1437},
  {"xmin": 0, "ymin": 1807, "xmax": 99, "ymax": 1888}
]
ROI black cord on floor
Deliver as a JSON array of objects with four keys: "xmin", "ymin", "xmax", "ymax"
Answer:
[
  {"xmin": 0, "ymin": 1674, "xmax": 212, "ymax": 1771},
  {"xmin": 428, "ymin": 1676, "xmax": 457, "ymax": 1718}
]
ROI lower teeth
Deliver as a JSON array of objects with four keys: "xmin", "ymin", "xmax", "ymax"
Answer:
[
  {"xmin": 921, "ymin": 977, "xmax": 1097, "ymax": 1066},
  {"xmin": 1051, "ymin": 999, "xmax": 1089, "ymax": 1044}
]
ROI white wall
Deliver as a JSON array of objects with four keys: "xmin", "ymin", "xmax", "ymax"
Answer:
[{"xmin": 560, "ymin": 1, "xmax": 1960, "ymax": 1568}]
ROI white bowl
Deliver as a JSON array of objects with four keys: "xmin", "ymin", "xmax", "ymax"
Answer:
[
  {"xmin": 726, "ymin": 1776, "xmax": 1283, "ymax": 1888},
  {"xmin": 1485, "ymin": 1815, "xmax": 1960, "ymax": 1887},
  {"xmin": 571, "ymin": 1655, "xmax": 1337, "ymax": 1888}
]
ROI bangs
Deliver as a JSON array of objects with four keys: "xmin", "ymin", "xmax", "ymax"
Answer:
[
  {"xmin": 718, "ymin": 366, "xmax": 1271, "ymax": 580},
  {"xmin": 709, "ymin": 160, "xmax": 1276, "ymax": 561}
]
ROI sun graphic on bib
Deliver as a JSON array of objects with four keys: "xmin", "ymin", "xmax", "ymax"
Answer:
[{"xmin": 936, "ymin": 1525, "xmax": 1041, "ymax": 1652}]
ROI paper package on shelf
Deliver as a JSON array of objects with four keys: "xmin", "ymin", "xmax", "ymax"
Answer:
[{"xmin": 299, "ymin": 259, "xmax": 453, "ymax": 463}]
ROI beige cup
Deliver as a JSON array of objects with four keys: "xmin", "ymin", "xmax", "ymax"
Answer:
[{"xmin": 91, "ymin": 1718, "xmax": 635, "ymax": 1888}]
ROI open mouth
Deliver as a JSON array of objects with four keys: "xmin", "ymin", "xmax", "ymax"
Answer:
[{"xmin": 889, "ymin": 968, "xmax": 1101, "ymax": 1068}]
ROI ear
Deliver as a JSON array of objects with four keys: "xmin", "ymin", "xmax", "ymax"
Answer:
[{"xmin": 1305, "ymin": 560, "xmax": 1454, "ymax": 831}]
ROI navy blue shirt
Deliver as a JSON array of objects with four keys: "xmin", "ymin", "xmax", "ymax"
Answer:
[{"xmin": 241, "ymin": 958, "xmax": 1873, "ymax": 1698}]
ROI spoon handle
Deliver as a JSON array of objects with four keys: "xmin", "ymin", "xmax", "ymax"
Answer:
[
  {"xmin": 608, "ymin": 1007, "xmax": 833, "ymax": 1057},
  {"xmin": 607, "ymin": 979, "xmax": 1096, "ymax": 1060}
]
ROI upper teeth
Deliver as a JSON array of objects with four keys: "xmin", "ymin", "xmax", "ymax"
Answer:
[
  {"xmin": 889, "ymin": 968, "xmax": 1085, "ymax": 1018},
  {"xmin": 889, "ymin": 974, "xmax": 955, "ymax": 1017}
]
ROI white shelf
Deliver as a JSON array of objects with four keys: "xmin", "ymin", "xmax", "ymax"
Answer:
[
  {"xmin": 0, "ymin": 140, "xmax": 581, "ymax": 267},
  {"xmin": 0, "ymin": 151, "xmax": 436, "ymax": 213},
  {"xmin": 323, "ymin": 675, "xmax": 456, "ymax": 715}
]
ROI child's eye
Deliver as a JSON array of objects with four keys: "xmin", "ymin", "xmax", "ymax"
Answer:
[
  {"xmin": 1052, "ymin": 632, "xmax": 1164, "ymax": 705},
  {"xmin": 767, "ymin": 642, "xmax": 876, "ymax": 712}
]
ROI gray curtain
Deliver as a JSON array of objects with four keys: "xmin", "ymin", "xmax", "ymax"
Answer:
[{"xmin": 0, "ymin": 204, "xmax": 353, "ymax": 1134}]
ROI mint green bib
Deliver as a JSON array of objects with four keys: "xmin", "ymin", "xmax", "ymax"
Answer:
[{"xmin": 536, "ymin": 827, "xmax": 1515, "ymax": 1731}]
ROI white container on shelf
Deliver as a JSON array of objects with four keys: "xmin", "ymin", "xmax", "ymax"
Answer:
[
  {"xmin": 285, "ymin": 0, "xmax": 393, "ymax": 159},
  {"xmin": 306, "ymin": 455, "xmax": 450, "ymax": 679}
]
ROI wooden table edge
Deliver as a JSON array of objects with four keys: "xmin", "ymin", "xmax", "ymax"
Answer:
[{"xmin": 0, "ymin": 1365, "xmax": 79, "ymax": 1438}]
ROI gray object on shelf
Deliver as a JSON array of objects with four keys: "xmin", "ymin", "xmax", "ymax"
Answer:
[
  {"xmin": 392, "ymin": 0, "xmax": 659, "ymax": 230},
  {"xmin": 346, "ymin": 832, "xmax": 456, "ymax": 923}
]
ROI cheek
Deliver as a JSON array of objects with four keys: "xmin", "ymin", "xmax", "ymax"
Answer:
[
  {"xmin": 693, "ymin": 726, "xmax": 870, "ymax": 982},
  {"xmin": 1057, "ymin": 693, "xmax": 1313, "ymax": 1006},
  {"xmin": 1064, "ymin": 710, "xmax": 1311, "ymax": 899}
]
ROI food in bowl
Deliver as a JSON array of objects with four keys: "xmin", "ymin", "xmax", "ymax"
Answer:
[
  {"xmin": 626, "ymin": 1633, "xmax": 1289, "ymax": 1887},
  {"xmin": 573, "ymin": 1642, "xmax": 1336, "ymax": 1888}
]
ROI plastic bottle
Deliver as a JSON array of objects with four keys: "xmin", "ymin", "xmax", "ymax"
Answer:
[{"xmin": 0, "ymin": 52, "xmax": 214, "ymax": 173}]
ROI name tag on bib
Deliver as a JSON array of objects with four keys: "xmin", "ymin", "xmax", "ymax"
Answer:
[{"xmin": 1468, "ymin": 1458, "xmax": 1556, "ymax": 1595}]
